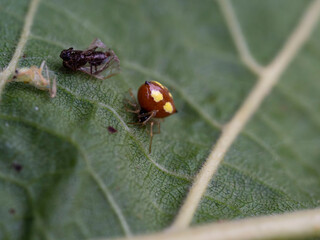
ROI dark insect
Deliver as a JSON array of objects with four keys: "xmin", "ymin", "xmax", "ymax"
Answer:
[
  {"xmin": 12, "ymin": 162, "xmax": 23, "ymax": 172},
  {"xmin": 126, "ymin": 81, "xmax": 178, "ymax": 153},
  {"xmin": 107, "ymin": 126, "xmax": 117, "ymax": 134},
  {"xmin": 9, "ymin": 208, "xmax": 16, "ymax": 215},
  {"xmin": 60, "ymin": 38, "xmax": 120, "ymax": 79}
]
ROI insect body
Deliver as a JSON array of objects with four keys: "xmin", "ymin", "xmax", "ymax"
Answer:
[
  {"xmin": 60, "ymin": 38, "xmax": 120, "ymax": 80},
  {"xmin": 60, "ymin": 48, "xmax": 87, "ymax": 71},
  {"xmin": 9, "ymin": 61, "xmax": 57, "ymax": 98},
  {"xmin": 127, "ymin": 81, "xmax": 177, "ymax": 153}
]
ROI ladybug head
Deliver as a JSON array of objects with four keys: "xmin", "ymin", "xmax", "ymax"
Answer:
[{"xmin": 138, "ymin": 108, "xmax": 150, "ymax": 123}]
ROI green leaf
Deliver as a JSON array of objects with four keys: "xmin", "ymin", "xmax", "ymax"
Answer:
[{"xmin": 0, "ymin": 0, "xmax": 319, "ymax": 239}]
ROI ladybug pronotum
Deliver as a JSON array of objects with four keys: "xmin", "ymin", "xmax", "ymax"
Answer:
[{"xmin": 126, "ymin": 81, "xmax": 178, "ymax": 153}]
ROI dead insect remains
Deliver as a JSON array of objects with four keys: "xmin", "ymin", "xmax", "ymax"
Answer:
[
  {"xmin": 9, "ymin": 61, "xmax": 57, "ymax": 98},
  {"xmin": 60, "ymin": 38, "xmax": 120, "ymax": 80}
]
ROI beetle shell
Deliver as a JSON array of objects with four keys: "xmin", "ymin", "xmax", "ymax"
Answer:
[{"xmin": 138, "ymin": 81, "xmax": 177, "ymax": 118}]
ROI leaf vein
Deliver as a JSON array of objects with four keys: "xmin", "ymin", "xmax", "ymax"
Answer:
[
  {"xmin": 276, "ymin": 85, "xmax": 320, "ymax": 130},
  {"xmin": 0, "ymin": 114, "xmax": 132, "ymax": 236},
  {"xmin": 57, "ymin": 84, "xmax": 192, "ymax": 181},
  {"xmin": 217, "ymin": 0, "xmax": 264, "ymax": 75},
  {"xmin": 171, "ymin": 0, "xmax": 320, "ymax": 229},
  {"xmin": 241, "ymin": 130, "xmax": 315, "ymax": 201},
  {"xmin": 0, "ymin": 0, "xmax": 41, "ymax": 100},
  {"xmin": 220, "ymin": 162, "xmax": 306, "ymax": 208}
]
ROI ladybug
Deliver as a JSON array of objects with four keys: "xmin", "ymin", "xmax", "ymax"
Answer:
[{"xmin": 127, "ymin": 81, "xmax": 178, "ymax": 153}]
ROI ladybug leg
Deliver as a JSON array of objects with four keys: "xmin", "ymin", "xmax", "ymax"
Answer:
[
  {"xmin": 126, "ymin": 99, "xmax": 137, "ymax": 107},
  {"xmin": 148, "ymin": 120, "xmax": 160, "ymax": 135},
  {"xmin": 125, "ymin": 89, "xmax": 141, "ymax": 113},
  {"xmin": 141, "ymin": 110, "xmax": 157, "ymax": 125},
  {"xmin": 149, "ymin": 121, "xmax": 155, "ymax": 153},
  {"xmin": 125, "ymin": 102, "xmax": 140, "ymax": 113},
  {"xmin": 125, "ymin": 108, "xmax": 140, "ymax": 113},
  {"xmin": 146, "ymin": 115, "xmax": 160, "ymax": 153},
  {"xmin": 128, "ymin": 89, "xmax": 138, "ymax": 104},
  {"xmin": 130, "ymin": 111, "xmax": 156, "ymax": 126},
  {"xmin": 137, "ymin": 110, "xmax": 155, "ymax": 120},
  {"xmin": 155, "ymin": 121, "xmax": 161, "ymax": 134}
]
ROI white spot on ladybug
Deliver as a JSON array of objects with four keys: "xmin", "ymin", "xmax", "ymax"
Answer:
[
  {"xmin": 151, "ymin": 90, "xmax": 163, "ymax": 102},
  {"xmin": 163, "ymin": 102, "xmax": 173, "ymax": 113}
]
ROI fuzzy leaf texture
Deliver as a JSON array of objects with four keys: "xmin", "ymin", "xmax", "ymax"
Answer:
[{"xmin": 0, "ymin": 0, "xmax": 319, "ymax": 239}]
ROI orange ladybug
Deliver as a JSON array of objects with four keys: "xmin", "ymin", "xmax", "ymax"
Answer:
[{"xmin": 127, "ymin": 81, "xmax": 177, "ymax": 153}]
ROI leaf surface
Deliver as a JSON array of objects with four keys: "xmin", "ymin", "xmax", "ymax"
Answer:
[{"xmin": 0, "ymin": 0, "xmax": 319, "ymax": 239}]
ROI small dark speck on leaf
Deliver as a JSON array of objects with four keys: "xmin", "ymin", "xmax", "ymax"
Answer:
[
  {"xmin": 22, "ymin": 54, "xmax": 26, "ymax": 58},
  {"xmin": 12, "ymin": 163, "xmax": 23, "ymax": 172},
  {"xmin": 108, "ymin": 126, "xmax": 117, "ymax": 134},
  {"xmin": 9, "ymin": 208, "xmax": 15, "ymax": 214}
]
